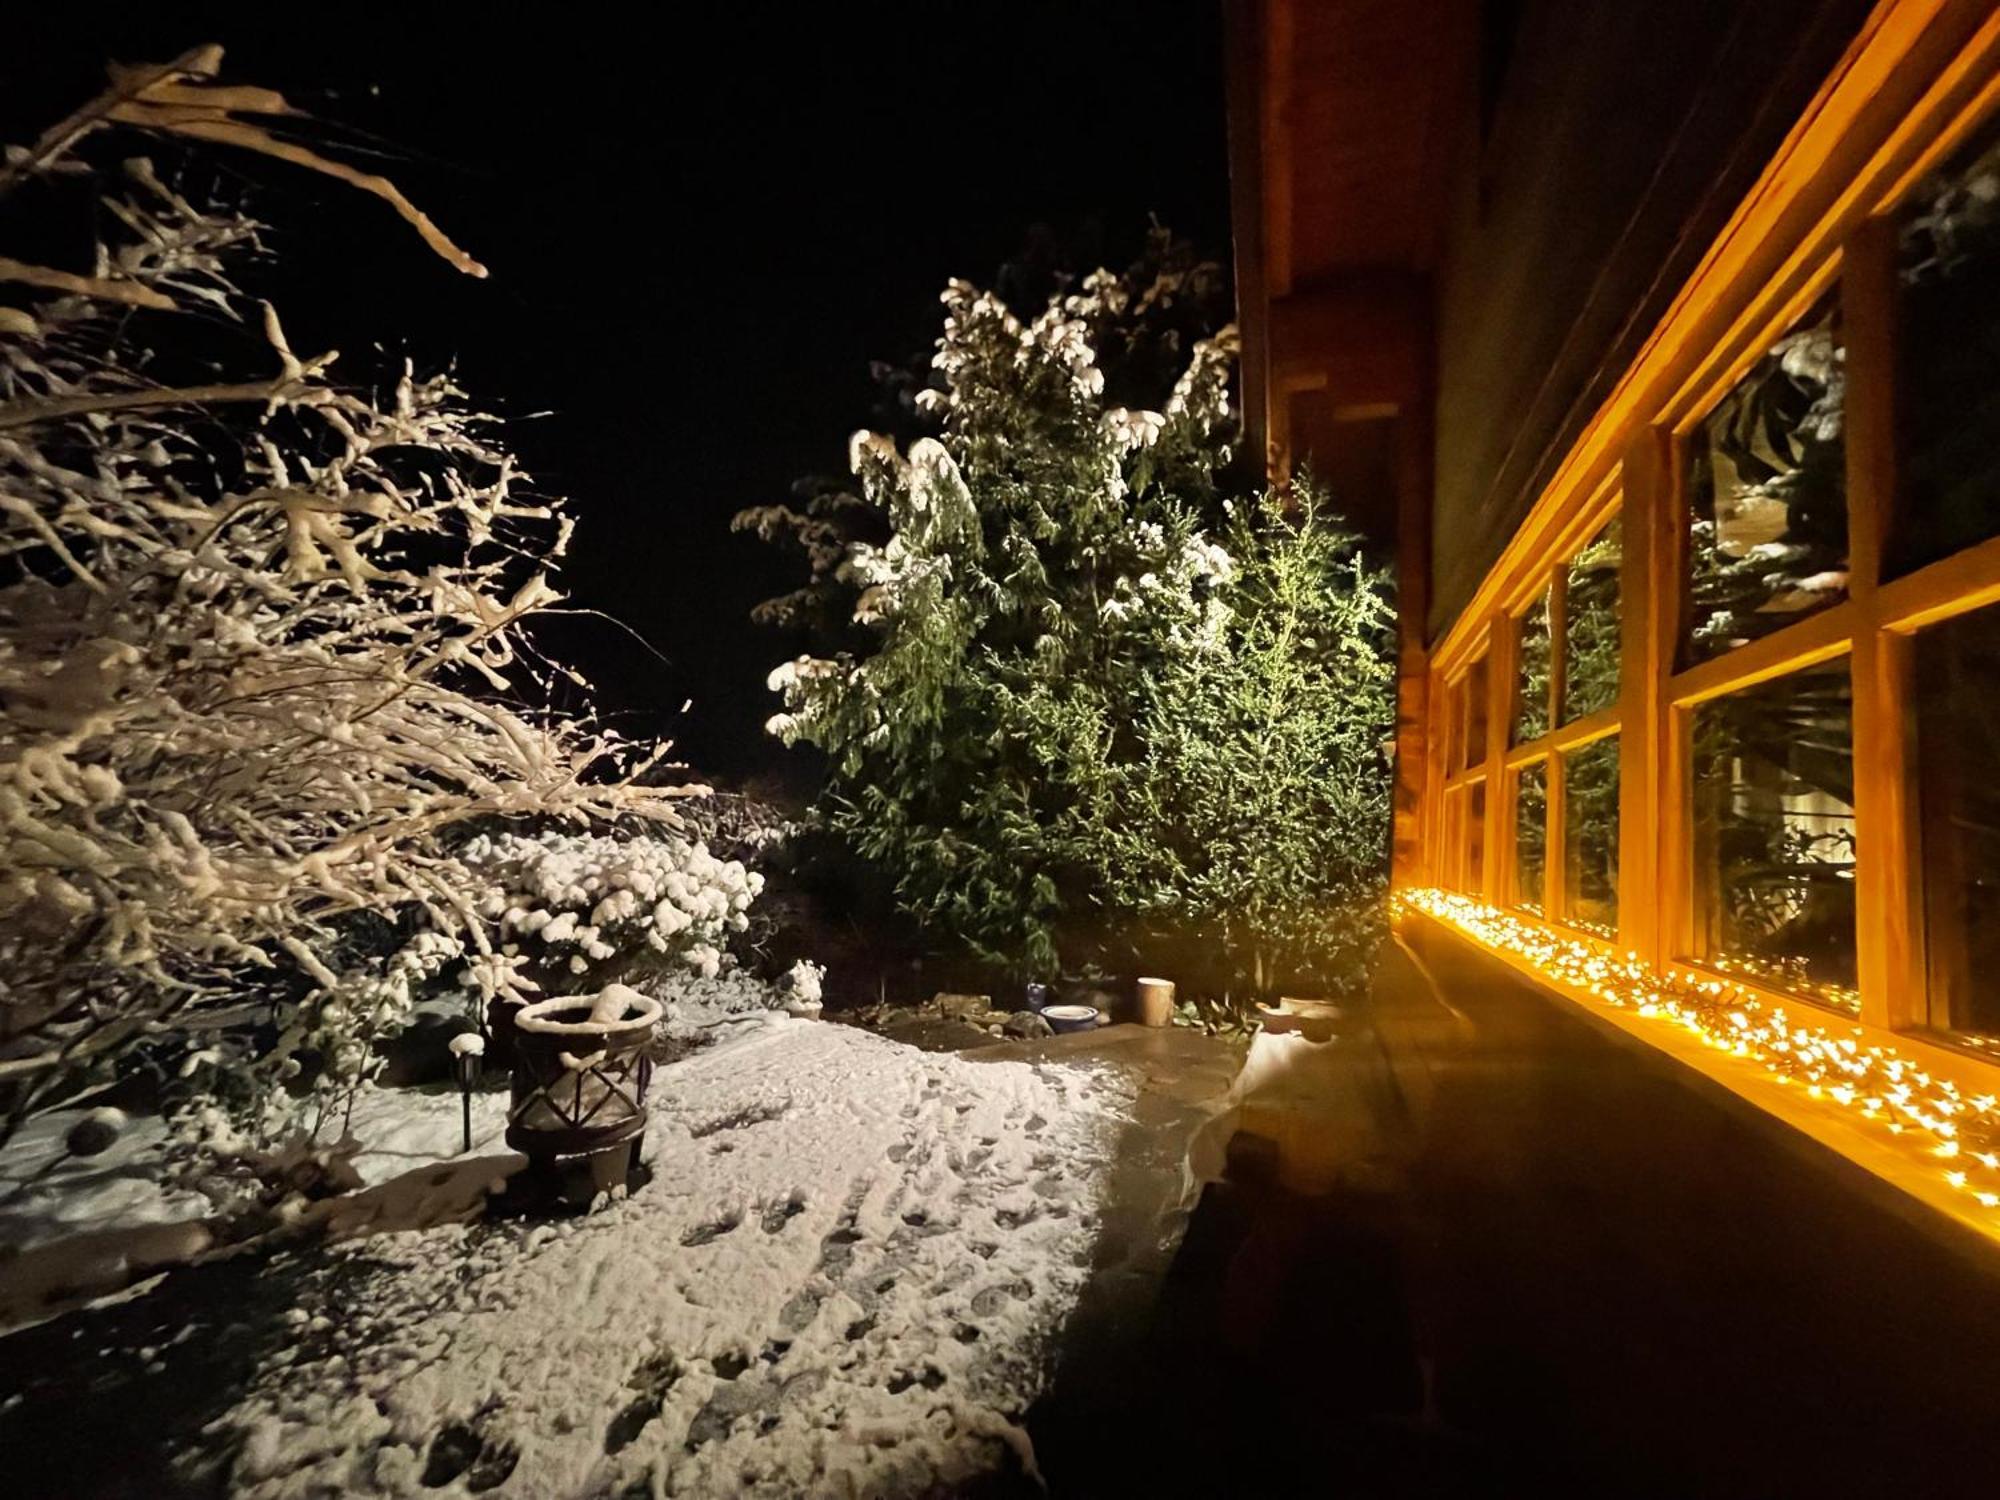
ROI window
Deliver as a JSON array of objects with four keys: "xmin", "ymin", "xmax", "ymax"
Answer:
[
  {"xmin": 1562, "ymin": 517, "xmax": 1621, "ymax": 719},
  {"xmin": 1515, "ymin": 590, "xmax": 1552, "ymax": 743},
  {"xmin": 1442, "ymin": 781, "xmax": 1486, "ymax": 893},
  {"xmin": 1914, "ymin": 604, "xmax": 2000, "ymax": 1044},
  {"xmin": 1460, "ymin": 654, "xmax": 1490, "ymax": 771},
  {"xmin": 1421, "ymin": 62, "xmax": 2000, "ymax": 1100},
  {"xmin": 1562, "ymin": 736, "xmax": 1619, "ymax": 935},
  {"xmin": 1466, "ymin": 780, "xmax": 1487, "ymax": 890},
  {"xmin": 1890, "ymin": 114, "xmax": 2000, "ymax": 578},
  {"xmin": 1685, "ymin": 292, "xmax": 1848, "ymax": 664},
  {"xmin": 1441, "ymin": 786, "xmax": 1464, "ymax": 886},
  {"xmin": 1515, "ymin": 761, "xmax": 1547, "ymax": 912},
  {"xmin": 1690, "ymin": 662, "xmax": 1858, "ymax": 1014}
]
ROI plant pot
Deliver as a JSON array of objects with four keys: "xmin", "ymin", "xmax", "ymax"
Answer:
[
  {"xmin": 506, "ymin": 991, "xmax": 662, "ymax": 1204},
  {"xmin": 1134, "ymin": 976, "xmax": 1176, "ymax": 1028},
  {"xmin": 1041, "ymin": 1003, "xmax": 1101, "ymax": 1034}
]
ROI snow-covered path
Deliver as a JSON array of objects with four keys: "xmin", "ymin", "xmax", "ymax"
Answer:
[{"xmin": 213, "ymin": 1017, "xmax": 1130, "ymax": 1497}]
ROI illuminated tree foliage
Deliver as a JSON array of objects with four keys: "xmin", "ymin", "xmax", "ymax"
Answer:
[
  {"xmin": 0, "ymin": 50, "xmax": 733, "ymax": 1147},
  {"xmin": 746, "ymin": 237, "xmax": 1395, "ymax": 998}
]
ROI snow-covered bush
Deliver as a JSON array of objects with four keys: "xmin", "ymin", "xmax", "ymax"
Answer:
[
  {"xmin": 0, "ymin": 50, "xmax": 692, "ymax": 1147},
  {"xmin": 462, "ymin": 829, "xmax": 763, "ymax": 989},
  {"xmin": 743, "ymin": 230, "xmax": 1396, "ymax": 995},
  {"xmin": 1011, "ymin": 482, "xmax": 1397, "ymax": 1001}
]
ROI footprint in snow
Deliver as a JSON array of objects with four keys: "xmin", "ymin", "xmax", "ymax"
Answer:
[
  {"xmin": 681, "ymin": 1211, "xmax": 741, "ymax": 1247},
  {"xmin": 777, "ymin": 1290, "xmax": 822, "ymax": 1333},
  {"xmin": 688, "ymin": 1100, "xmax": 789, "ymax": 1138},
  {"xmin": 420, "ymin": 1420, "xmax": 518, "ymax": 1491},
  {"xmin": 760, "ymin": 1194, "xmax": 806, "ymax": 1234},
  {"xmin": 602, "ymin": 1349, "xmax": 680, "ymax": 1455},
  {"xmin": 684, "ymin": 1368, "xmax": 771, "ymax": 1451},
  {"xmin": 816, "ymin": 1223, "xmax": 862, "ymax": 1277},
  {"xmin": 969, "ymin": 1281, "xmax": 1034, "ymax": 1317}
]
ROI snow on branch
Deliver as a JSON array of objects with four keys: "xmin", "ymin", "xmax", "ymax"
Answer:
[{"xmin": 0, "ymin": 52, "xmax": 687, "ymax": 1148}]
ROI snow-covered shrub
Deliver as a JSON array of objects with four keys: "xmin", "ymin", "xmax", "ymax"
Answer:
[
  {"xmin": 0, "ymin": 50, "xmax": 691, "ymax": 1147},
  {"xmin": 743, "ymin": 230, "xmax": 1396, "ymax": 998},
  {"xmin": 781, "ymin": 959, "xmax": 827, "ymax": 1017},
  {"xmin": 462, "ymin": 829, "xmax": 763, "ymax": 990},
  {"xmin": 783, "ymin": 959, "xmax": 826, "ymax": 1005},
  {"xmin": 679, "ymin": 788, "xmax": 799, "ymax": 865}
]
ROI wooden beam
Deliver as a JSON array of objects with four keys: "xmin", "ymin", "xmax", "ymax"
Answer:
[
  {"xmin": 1223, "ymin": 0, "xmax": 1275, "ymax": 484},
  {"xmin": 1620, "ymin": 431, "xmax": 1674, "ymax": 964},
  {"xmin": 1844, "ymin": 217, "xmax": 1926, "ymax": 1031}
]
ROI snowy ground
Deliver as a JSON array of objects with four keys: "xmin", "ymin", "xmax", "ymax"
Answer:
[
  {"xmin": 0, "ymin": 974, "xmax": 786, "ymax": 1255},
  {"xmin": 0, "ymin": 1078, "xmax": 514, "ymax": 1255},
  {"xmin": 0, "ymin": 1109, "xmax": 207, "ymax": 1250},
  {"xmin": 200, "ymin": 1016, "xmax": 1130, "ymax": 1497}
]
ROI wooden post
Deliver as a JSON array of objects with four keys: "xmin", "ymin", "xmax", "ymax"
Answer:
[
  {"xmin": 1844, "ymin": 216, "xmax": 1925, "ymax": 1030},
  {"xmin": 1483, "ymin": 626, "xmax": 1511, "ymax": 905},
  {"xmin": 1620, "ymin": 428, "xmax": 1676, "ymax": 965}
]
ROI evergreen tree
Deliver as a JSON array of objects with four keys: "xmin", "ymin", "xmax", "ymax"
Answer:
[{"xmin": 745, "ymin": 234, "xmax": 1395, "ymax": 1002}]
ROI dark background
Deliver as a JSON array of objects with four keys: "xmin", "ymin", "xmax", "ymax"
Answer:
[{"xmin": 2, "ymin": 3, "xmax": 1232, "ymax": 780}]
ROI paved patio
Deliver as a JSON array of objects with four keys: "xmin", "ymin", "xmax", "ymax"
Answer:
[{"xmin": 1022, "ymin": 936, "xmax": 2000, "ymax": 1498}]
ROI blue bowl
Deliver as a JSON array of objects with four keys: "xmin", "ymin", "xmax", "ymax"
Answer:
[{"xmin": 1041, "ymin": 1003, "xmax": 1100, "ymax": 1034}]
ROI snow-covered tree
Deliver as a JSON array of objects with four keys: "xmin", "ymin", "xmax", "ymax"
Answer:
[
  {"xmin": 0, "ymin": 48, "xmax": 715, "ymax": 1146},
  {"xmin": 746, "ymin": 232, "xmax": 1396, "ymax": 999},
  {"xmin": 747, "ymin": 235, "xmax": 1237, "ymax": 976},
  {"xmin": 1011, "ymin": 483, "xmax": 1396, "ymax": 1002}
]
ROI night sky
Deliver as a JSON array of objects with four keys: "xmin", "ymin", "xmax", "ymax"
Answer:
[{"xmin": 4, "ymin": 5, "xmax": 1231, "ymax": 781}]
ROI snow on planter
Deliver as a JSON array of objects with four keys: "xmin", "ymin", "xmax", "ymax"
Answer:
[{"xmin": 211, "ymin": 1018, "xmax": 1130, "ymax": 1496}]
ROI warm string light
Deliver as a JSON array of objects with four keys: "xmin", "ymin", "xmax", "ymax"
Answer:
[
  {"xmin": 1702, "ymin": 951, "xmax": 1860, "ymax": 1018},
  {"xmin": 1398, "ymin": 888, "xmax": 2000, "ymax": 1225}
]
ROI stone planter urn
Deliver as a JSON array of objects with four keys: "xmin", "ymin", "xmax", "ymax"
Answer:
[{"xmin": 507, "ymin": 985, "xmax": 661, "ymax": 1204}]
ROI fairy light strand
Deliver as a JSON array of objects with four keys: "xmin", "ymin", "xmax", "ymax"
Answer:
[{"xmin": 1398, "ymin": 888, "xmax": 2000, "ymax": 1226}]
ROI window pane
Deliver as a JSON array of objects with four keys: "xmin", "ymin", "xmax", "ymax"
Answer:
[
  {"xmin": 1515, "ymin": 762, "xmax": 1546, "ymax": 913},
  {"xmin": 1515, "ymin": 591, "xmax": 1552, "ymax": 743},
  {"xmin": 1690, "ymin": 661, "xmax": 1858, "ymax": 1013},
  {"xmin": 1467, "ymin": 780, "xmax": 1487, "ymax": 890},
  {"xmin": 1460, "ymin": 654, "xmax": 1489, "ymax": 771},
  {"xmin": 1563, "ymin": 515, "xmax": 1621, "ymax": 720},
  {"xmin": 1685, "ymin": 293, "xmax": 1848, "ymax": 664},
  {"xmin": 1891, "ymin": 116, "xmax": 2000, "ymax": 577},
  {"xmin": 1441, "ymin": 787, "xmax": 1463, "ymax": 885},
  {"xmin": 1562, "ymin": 737, "xmax": 1619, "ymax": 935},
  {"xmin": 1915, "ymin": 603, "xmax": 2000, "ymax": 1043}
]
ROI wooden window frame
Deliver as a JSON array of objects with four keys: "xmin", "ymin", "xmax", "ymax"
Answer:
[
  {"xmin": 1508, "ymin": 754, "xmax": 1552, "ymax": 915},
  {"xmin": 1414, "ymin": 4, "xmax": 2000, "ymax": 1080}
]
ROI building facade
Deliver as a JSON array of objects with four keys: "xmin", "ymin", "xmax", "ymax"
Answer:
[{"xmin": 1230, "ymin": 0, "xmax": 2000, "ymax": 1246}]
